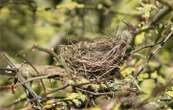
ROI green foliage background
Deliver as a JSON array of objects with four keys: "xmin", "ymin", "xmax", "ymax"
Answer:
[{"xmin": 0, "ymin": 0, "xmax": 173, "ymax": 109}]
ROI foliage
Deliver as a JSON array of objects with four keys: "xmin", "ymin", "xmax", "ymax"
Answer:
[{"xmin": 0, "ymin": 0, "xmax": 173, "ymax": 110}]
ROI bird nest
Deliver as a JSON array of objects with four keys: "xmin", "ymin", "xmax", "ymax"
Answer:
[{"xmin": 59, "ymin": 38, "xmax": 128, "ymax": 80}]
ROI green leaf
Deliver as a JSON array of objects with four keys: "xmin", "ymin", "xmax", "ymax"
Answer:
[
  {"xmin": 135, "ymin": 32, "xmax": 145, "ymax": 45},
  {"xmin": 56, "ymin": 2, "xmax": 84, "ymax": 10}
]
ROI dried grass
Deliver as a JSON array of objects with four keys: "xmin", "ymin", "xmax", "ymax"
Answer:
[{"xmin": 59, "ymin": 38, "xmax": 129, "ymax": 80}]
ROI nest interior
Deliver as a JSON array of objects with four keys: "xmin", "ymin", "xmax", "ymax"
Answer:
[{"xmin": 59, "ymin": 38, "xmax": 129, "ymax": 80}]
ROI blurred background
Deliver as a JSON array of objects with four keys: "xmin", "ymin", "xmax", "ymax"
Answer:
[
  {"xmin": 0, "ymin": 0, "xmax": 141, "ymax": 64},
  {"xmin": 0, "ymin": 0, "xmax": 173, "ymax": 64},
  {"xmin": 0, "ymin": 0, "xmax": 173, "ymax": 109}
]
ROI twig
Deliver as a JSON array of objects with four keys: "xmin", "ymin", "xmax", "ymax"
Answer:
[
  {"xmin": 0, "ymin": 68, "xmax": 16, "ymax": 76},
  {"xmin": 1, "ymin": 53, "xmax": 42, "ymax": 108},
  {"xmin": 98, "ymin": 66, "xmax": 117, "ymax": 79},
  {"xmin": 132, "ymin": 43, "xmax": 158, "ymax": 54},
  {"xmin": 157, "ymin": 0, "xmax": 173, "ymax": 9},
  {"xmin": 148, "ymin": 31, "xmax": 173, "ymax": 62},
  {"xmin": 149, "ymin": 5, "xmax": 171, "ymax": 26},
  {"xmin": 0, "ymin": 85, "xmax": 11, "ymax": 91},
  {"xmin": 0, "ymin": 64, "xmax": 66, "ymax": 78},
  {"xmin": 75, "ymin": 87, "xmax": 114, "ymax": 96},
  {"xmin": 18, "ymin": 55, "xmax": 47, "ymax": 94},
  {"xmin": 32, "ymin": 45, "xmax": 59, "ymax": 62},
  {"xmin": 45, "ymin": 82, "xmax": 92, "ymax": 95},
  {"xmin": 46, "ymin": 84, "xmax": 70, "ymax": 95},
  {"xmin": 16, "ymin": 75, "xmax": 54, "ymax": 87},
  {"xmin": 135, "ymin": 5, "xmax": 171, "ymax": 35},
  {"xmin": 129, "ymin": 75, "xmax": 142, "ymax": 91},
  {"xmin": 131, "ymin": 4, "xmax": 171, "ymax": 47}
]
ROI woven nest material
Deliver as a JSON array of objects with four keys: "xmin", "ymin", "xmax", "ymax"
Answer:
[{"xmin": 59, "ymin": 38, "xmax": 129, "ymax": 80}]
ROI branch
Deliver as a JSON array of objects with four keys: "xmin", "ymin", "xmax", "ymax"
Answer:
[
  {"xmin": 148, "ymin": 31, "xmax": 173, "ymax": 61},
  {"xmin": 32, "ymin": 45, "xmax": 59, "ymax": 62},
  {"xmin": 75, "ymin": 87, "xmax": 114, "ymax": 96},
  {"xmin": 0, "ymin": 68, "xmax": 16, "ymax": 76},
  {"xmin": 130, "ymin": 4, "xmax": 171, "ymax": 47},
  {"xmin": 135, "ymin": 5, "xmax": 171, "ymax": 35},
  {"xmin": 18, "ymin": 55, "xmax": 47, "ymax": 93},
  {"xmin": 0, "ymin": 64, "xmax": 67, "ymax": 78}
]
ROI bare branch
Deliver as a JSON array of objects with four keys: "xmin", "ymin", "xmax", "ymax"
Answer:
[
  {"xmin": 18, "ymin": 55, "xmax": 47, "ymax": 94},
  {"xmin": 32, "ymin": 45, "xmax": 59, "ymax": 62}
]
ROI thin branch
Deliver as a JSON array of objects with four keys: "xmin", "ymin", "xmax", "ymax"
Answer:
[
  {"xmin": 75, "ymin": 87, "xmax": 114, "ymax": 96},
  {"xmin": 18, "ymin": 55, "xmax": 47, "ymax": 94},
  {"xmin": 135, "ymin": 5, "xmax": 171, "ymax": 35},
  {"xmin": 149, "ymin": 5, "xmax": 171, "ymax": 26},
  {"xmin": 0, "ymin": 64, "xmax": 67, "ymax": 78},
  {"xmin": 16, "ymin": 75, "xmax": 53, "ymax": 86},
  {"xmin": 132, "ymin": 43, "xmax": 158, "ymax": 54},
  {"xmin": 32, "ymin": 45, "xmax": 59, "ymax": 62},
  {"xmin": 1, "ymin": 53, "xmax": 41, "ymax": 108},
  {"xmin": 148, "ymin": 31, "xmax": 173, "ymax": 61},
  {"xmin": 46, "ymin": 84, "xmax": 70, "ymax": 95},
  {"xmin": 131, "ymin": 4, "xmax": 171, "ymax": 48},
  {"xmin": 0, "ymin": 68, "xmax": 16, "ymax": 76},
  {"xmin": 0, "ymin": 85, "xmax": 11, "ymax": 91},
  {"xmin": 45, "ymin": 82, "xmax": 92, "ymax": 95}
]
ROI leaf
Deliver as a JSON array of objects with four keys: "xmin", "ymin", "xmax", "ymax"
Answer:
[
  {"xmin": 140, "ymin": 79, "xmax": 155, "ymax": 94},
  {"xmin": 121, "ymin": 67, "xmax": 135, "ymax": 77},
  {"xmin": 135, "ymin": 32, "xmax": 145, "ymax": 45},
  {"xmin": 137, "ymin": 3, "xmax": 156, "ymax": 20},
  {"xmin": 112, "ymin": 103, "xmax": 120, "ymax": 110},
  {"xmin": 64, "ymin": 92, "xmax": 87, "ymax": 107},
  {"xmin": 56, "ymin": 2, "xmax": 84, "ymax": 10},
  {"xmin": 137, "ymin": 73, "xmax": 149, "ymax": 81},
  {"xmin": 166, "ymin": 91, "xmax": 173, "ymax": 97},
  {"xmin": 88, "ymin": 107, "xmax": 101, "ymax": 110},
  {"xmin": 65, "ymin": 92, "xmax": 87, "ymax": 102},
  {"xmin": 151, "ymin": 71, "xmax": 158, "ymax": 79}
]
